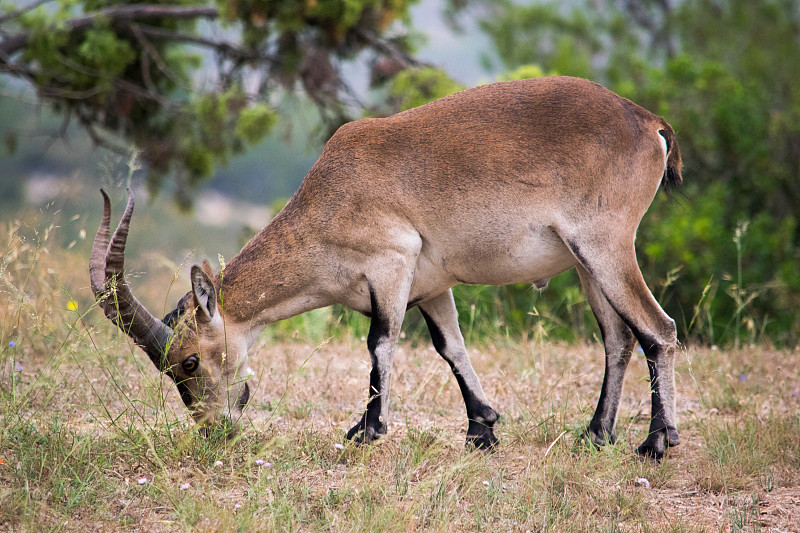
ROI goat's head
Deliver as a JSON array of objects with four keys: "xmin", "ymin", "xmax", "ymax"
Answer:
[{"xmin": 90, "ymin": 190, "xmax": 251, "ymax": 436}]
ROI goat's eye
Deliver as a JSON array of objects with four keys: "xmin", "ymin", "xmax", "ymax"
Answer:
[{"xmin": 182, "ymin": 355, "xmax": 199, "ymax": 373}]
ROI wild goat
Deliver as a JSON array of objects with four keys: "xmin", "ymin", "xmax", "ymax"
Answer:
[{"xmin": 91, "ymin": 76, "xmax": 683, "ymax": 458}]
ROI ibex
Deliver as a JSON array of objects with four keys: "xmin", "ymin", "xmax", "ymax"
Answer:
[{"xmin": 91, "ymin": 76, "xmax": 683, "ymax": 458}]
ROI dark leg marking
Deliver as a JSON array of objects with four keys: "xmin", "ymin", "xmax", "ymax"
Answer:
[
  {"xmin": 568, "ymin": 241, "xmax": 680, "ymax": 460},
  {"xmin": 577, "ymin": 265, "xmax": 635, "ymax": 448},
  {"xmin": 420, "ymin": 303, "xmax": 499, "ymax": 451},
  {"xmin": 346, "ymin": 284, "xmax": 391, "ymax": 443}
]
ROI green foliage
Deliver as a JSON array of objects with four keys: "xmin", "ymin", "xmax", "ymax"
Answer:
[
  {"xmin": 478, "ymin": 0, "xmax": 599, "ymax": 79},
  {"xmin": 235, "ymin": 104, "xmax": 278, "ymax": 144},
  {"xmin": 468, "ymin": 0, "xmax": 800, "ymax": 346},
  {"xmin": 77, "ymin": 28, "xmax": 138, "ymax": 78},
  {"xmin": 1, "ymin": 0, "xmax": 419, "ymax": 203},
  {"xmin": 388, "ymin": 66, "xmax": 465, "ymax": 111},
  {"xmin": 225, "ymin": 0, "xmax": 413, "ymax": 45},
  {"xmin": 497, "ymin": 64, "xmax": 550, "ymax": 82}
]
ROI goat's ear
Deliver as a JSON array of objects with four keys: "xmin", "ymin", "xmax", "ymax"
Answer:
[
  {"xmin": 191, "ymin": 265, "xmax": 217, "ymax": 323},
  {"xmin": 201, "ymin": 259, "xmax": 214, "ymax": 279}
]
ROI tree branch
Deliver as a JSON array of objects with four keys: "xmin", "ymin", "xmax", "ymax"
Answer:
[
  {"xmin": 133, "ymin": 24, "xmax": 278, "ymax": 65},
  {"xmin": 353, "ymin": 28, "xmax": 426, "ymax": 69},
  {"xmin": 0, "ymin": 4, "xmax": 219, "ymax": 57},
  {"xmin": 129, "ymin": 23, "xmax": 188, "ymax": 95},
  {"xmin": 0, "ymin": 0, "xmax": 54, "ymax": 25}
]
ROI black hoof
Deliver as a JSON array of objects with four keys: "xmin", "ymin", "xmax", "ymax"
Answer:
[
  {"xmin": 466, "ymin": 420, "xmax": 499, "ymax": 451},
  {"xmin": 636, "ymin": 426, "xmax": 679, "ymax": 460},
  {"xmin": 582, "ymin": 424, "xmax": 616, "ymax": 448},
  {"xmin": 345, "ymin": 417, "xmax": 386, "ymax": 444},
  {"xmin": 667, "ymin": 426, "xmax": 681, "ymax": 447},
  {"xmin": 636, "ymin": 440, "xmax": 666, "ymax": 460}
]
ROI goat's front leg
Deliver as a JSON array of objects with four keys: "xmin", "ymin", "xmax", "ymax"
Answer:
[
  {"xmin": 419, "ymin": 290, "xmax": 499, "ymax": 450},
  {"xmin": 346, "ymin": 264, "xmax": 414, "ymax": 444}
]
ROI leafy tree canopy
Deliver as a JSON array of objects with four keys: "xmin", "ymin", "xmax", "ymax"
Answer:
[{"xmin": 0, "ymin": 0, "xmax": 422, "ymax": 205}]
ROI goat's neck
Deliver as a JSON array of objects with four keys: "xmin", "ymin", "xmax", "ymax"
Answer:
[{"xmin": 218, "ymin": 206, "xmax": 328, "ymax": 330}]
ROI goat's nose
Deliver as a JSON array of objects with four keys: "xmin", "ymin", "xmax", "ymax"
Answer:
[
  {"xmin": 197, "ymin": 413, "xmax": 241, "ymax": 439},
  {"xmin": 219, "ymin": 411, "xmax": 243, "ymax": 438}
]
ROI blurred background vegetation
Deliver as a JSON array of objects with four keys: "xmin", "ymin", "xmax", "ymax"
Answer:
[{"xmin": 1, "ymin": 0, "xmax": 798, "ymax": 347}]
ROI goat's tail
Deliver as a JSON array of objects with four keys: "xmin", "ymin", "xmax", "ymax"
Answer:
[{"xmin": 658, "ymin": 122, "xmax": 683, "ymax": 195}]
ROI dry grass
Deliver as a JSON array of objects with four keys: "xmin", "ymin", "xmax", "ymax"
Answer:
[
  {"xmin": 4, "ymin": 332, "xmax": 800, "ymax": 532},
  {"xmin": 2, "ymin": 212, "xmax": 800, "ymax": 532}
]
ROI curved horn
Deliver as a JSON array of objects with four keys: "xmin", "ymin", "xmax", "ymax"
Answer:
[
  {"xmin": 90, "ymin": 189, "xmax": 174, "ymax": 370},
  {"xmin": 90, "ymin": 189, "xmax": 112, "ymax": 298}
]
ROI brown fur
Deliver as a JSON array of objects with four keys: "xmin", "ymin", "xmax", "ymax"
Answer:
[{"xmin": 95, "ymin": 77, "xmax": 683, "ymax": 456}]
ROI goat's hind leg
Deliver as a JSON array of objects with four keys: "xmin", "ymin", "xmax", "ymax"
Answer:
[
  {"xmin": 577, "ymin": 264, "xmax": 636, "ymax": 447},
  {"xmin": 567, "ymin": 237, "xmax": 680, "ymax": 459},
  {"xmin": 419, "ymin": 290, "xmax": 499, "ymax": 450}
]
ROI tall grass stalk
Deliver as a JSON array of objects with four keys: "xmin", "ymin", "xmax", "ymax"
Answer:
[{"xmin": 732, "ymin": 221, "xmax": 749, "ymax": 349}]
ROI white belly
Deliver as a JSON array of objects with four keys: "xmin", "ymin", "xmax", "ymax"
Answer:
[
  {"xmin": 334, "ymin": 224, "xmax": 577, "ymax": 313},
  {"xmin": 409, "ymin": 224, "xmax": 576, "ymax": 301}
]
